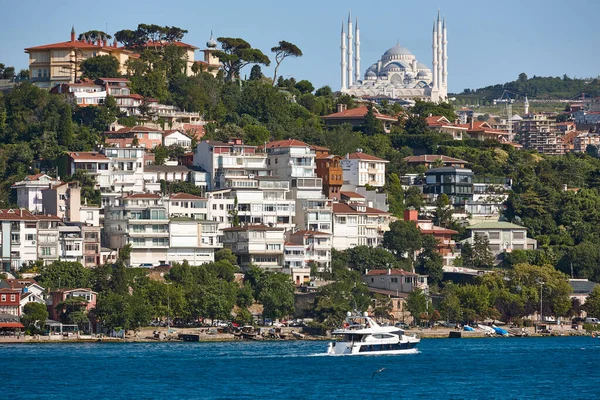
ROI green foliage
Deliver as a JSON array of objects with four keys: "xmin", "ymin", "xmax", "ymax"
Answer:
[
  {"xmin": 415, "ymin": 236, "xmax": 443, "ymax": 286},
  {"xmin": 345, "ymin": 246, "xmax": 397, "ymax": 271},
  {"xmin": 256, "ymin": 273, "xmax": 295, "ymax": 320},
  {"xmin": 383, "ymin": 220, "xmax": 423, "ymax": 261},
  {"xmin": 21, "ymin": 302, "xmax": 49, "ymax": 332},
  {"xmin": 584, "ymin": 286, "xmax": 600, "ymax": 318},
  {"xmin": 36, "ymin": 261, "xmax": 91, "ymax": 290},
  {"xmin": 313, "ymin": 275, "xmax": 371, "ymax": 328},
  {"xmin": 80, "ymin": 55, "xmax": 121, "ymax": 80},
  {"xmin": 214, "ymin": 37, "xmax": 271, "ymax": 82},
  {"xmin": 406, "ymin": 288, "xmax": 428, "ymax": 324},
  {"xmin": 271, "ymin": 40, "xmax": 303, "ymax": 85}
]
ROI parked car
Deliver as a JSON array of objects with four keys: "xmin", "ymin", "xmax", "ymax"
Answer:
[
  {"xmin": 157, "ymin": 262, "xmax": 171, "ymax": 268},
  {"xmin": 394, "ymin": 322, "xmax": 409, "ymax": 329},
  {"xmin": 139, "ymin": 263, "xmax": 154, "ymax": 268}
]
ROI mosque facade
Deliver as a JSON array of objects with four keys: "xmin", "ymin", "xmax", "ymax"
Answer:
[{"xmin": 340, "ymin": 11, "xmax": 448, "ymax": 103}]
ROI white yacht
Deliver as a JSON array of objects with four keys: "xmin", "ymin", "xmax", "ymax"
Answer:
[{"xmin": 327, "ymin": 312, "xmax": 420, "ymax": 356}]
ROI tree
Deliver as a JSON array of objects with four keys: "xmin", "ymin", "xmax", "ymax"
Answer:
[
  {"xmin": 518, "ymin": 72, "xmax": 528, "ymax": 82},
  {"xmin": 584, "ymin": 286, "xmax": 600, "ymax": 318},
  {"xmin": 55, "ymin": 296, "xmax": 89, "ymax": 327},
  {"xmin": 472, "ymin": 233, "xmax": 494, "ymax": 269},
  {"xmin": 257, "ymin": 273, "xmax": 295, "ymax": 320},
  {"xmin": 415, "ymin": 235, "xmax": 444, "ymax": 286},
  {"xmin": 36, "ymin": 261, "xmax": 91, "ymax": 290},
  {"xmin": 214, "ymin": 38, "xmax": 271, "ymax": 82},
  {"xmin": 78, "ymin": 30, "xmax": 113, "ymax": 42},
  {"xmin": 80, "ymin": 55, "xmax": 121, "ymax": 80},
  {"xmin": 271, "ymin": 41, "xmax": 303, "ymax": 86},
  {"xmin": 21, "ymin": 302, "xmax": 48, "ymax": 332},
  {"xmin": 385, "ymin": 173, "xmax": 405, "ymax": 218},
  {"xmin": 383, "ymin": 220, "xmax": 423, "ymax": 263},
  {"xmin": 346, "ymin": 246, "xmax": 397, "ymax": 271},
  {"xmin": 361, "ymin": 103, "xmax": 384, "ymax": 136},
  {"xmin": 215, "ymin": 248, "xmax": 238, "ymax": 265},
  {"xmin": 433, "ymin": 193, "xmax": 453, "ymax": 228},
  {"xmin": 295, "ymin": 80, "xmax": 314, "ymax": 94},
  {"xmin": 0, "ymin": 63, "xmax": 15, "ymax": 79},
  {"xmin": 249, "ymin": 65, "xmax": 264, "ymax": 81},
  {"xmin": 406, "ymin": 288, "xmax": 428, "ymax": 325}
]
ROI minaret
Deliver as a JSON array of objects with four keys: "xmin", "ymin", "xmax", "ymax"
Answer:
[
  {"xmin": 432, "ymin": 20, "xmax": 438, "ymax": 92},
  {"xmin": 341, "ymin": 22, "xmax": 347, "ymax": 91},
  {"xmin": 437, "ymin": 11, "xmax": 443, "ymax": 92},
  {"xmin": 71, "ymin": 26, "xmax": 76, "ymax": 43},
  {"xmin": 347, "ymin": 12, "xmax": 353, "ymax": 87},
  {"xmin": 442, "ymin": 17, "xmax": 448, "ymax": 93},
  {"xmin": 354, "ymin": 18, "xmax": 361, "ymax": 83},
  {"xmin": 524, "ymin": 95, "xmax": 529, "ymax": 115}
]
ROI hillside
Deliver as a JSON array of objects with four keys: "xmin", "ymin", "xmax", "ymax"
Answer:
[{"xmin": 453, "ymin": 73, "xmax": 600, "ymax": 104}]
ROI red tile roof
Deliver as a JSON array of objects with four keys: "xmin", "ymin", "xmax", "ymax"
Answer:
[
  {"xmin": 323, "ymin": 106, "xmax": 397, "ymax": 121},
  {"xmin": 68, "ymin": 152, "xmax": 109, "ymax": 161},
  {"xmin": 0, "ymin": 209, "xmax": 39, "ymax": 221},
  {"xmin": 345, "ymin": 152, "xmax": 388, "ymax": 162},
  {"xmin": 266, "ymin": 139, "xmax": 310, "ymax": 148},
  {"xmin": 123, "ymin": 193, "xmax": 161, "ymax": 199},
  {"xmin": 0, "ymin": 322, "xmax": 25, "ymax": 329},
  {"xmin": 169, "ymin": 193, "xmax": 206, "ymax": 200},
  {"xmin": 339, "ymin": 191, "xmax": 365, "ymax": 199},
  {"xmin": 109, "ymin": 126, "xmax": 163, "ymax": 134},
  {"xmin": 3, "ymin": 279, "xmax": 40, "ymax": 289},
  {"xmin": 25, "ymin": 40, "xmax": 106, "ymax": 51},
  {"xmin": 25, "ymin": 173, "xmax": 49, "ymax": 181}
]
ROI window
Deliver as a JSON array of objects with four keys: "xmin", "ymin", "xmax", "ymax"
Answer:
[
  {"xmin": 513, "ymin": 231, "xmax": 525, "ymax": 240},
  {"xmin": 86, "ymin": 212, "xmax": 94, "ymax": 220},
  {"xmin": 41, "ymin": 247, "xmax": 52, "ymax": 256},
  {"xmin": 391, "ymin": 278, "xmax": 398, "ymax": 283},
  {"xmin": 488, "ymin": 232, "xmax": 500, "ymax": 240},
  {"xmin": 25, "ymin": 223, "xmax": 36, "ymax": 229},
  {"xmin": 1, "ymin": 295, "xmax": 5, "ymax": 302},
  {"xmin": 10, "ymin": 295, "xmax": 16, "ymax": 302}
]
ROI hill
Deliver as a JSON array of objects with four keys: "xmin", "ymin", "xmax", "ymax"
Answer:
[{"xmin": 453, "ymin": 73, "xmax": 600, "ymax": 104}]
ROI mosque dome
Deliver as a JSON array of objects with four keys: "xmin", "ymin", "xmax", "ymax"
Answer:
[
  {"xmin": 206, "ymin": 31, "xmax": 217, "ymax": 48},
  {"xmin": 417, "ymin": 71, "xmax": 428, "ymax": 77},
  {"xmin": 417, "ymin": 62, "xmax": 429, "ymax": 70},
  {"xmin": 366, "ymin": 70, "xmax": 377, "ymax": 79},
  {"xmin": 383, "ymin": 45, "xmax": 413, "ymax": 57}
]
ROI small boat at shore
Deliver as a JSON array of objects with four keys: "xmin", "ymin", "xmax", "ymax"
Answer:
[{"xmin": 327, "ymin": 311, "xmax": 420, "ymax": 356}]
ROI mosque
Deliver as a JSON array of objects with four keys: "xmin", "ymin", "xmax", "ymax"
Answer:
[{"xmin": 340, "ymin": 11, "xmax": 448, "ymax": 103}]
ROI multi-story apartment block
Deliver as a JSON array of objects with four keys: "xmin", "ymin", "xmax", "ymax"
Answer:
[
  {"xmin": 265, "ymin": 139, "xmax": 316, "ymax": 179},
  {"xmin": 0, "ymin": 288, "xmax": 21, "ymax": 317},
  {"xmin": 193, "ymin": 139, "xmax": 267, "ymax": 191},
  {"xmin": 518, "ymin": 113, "xmax": 565, "ymax": 155},
  {"xmin": 363, "ymin": 269, "xmax": 429, "ymax": 295},
  {"xmin": 233, "ymin": 178, "xmax": 296, "ymax": 230},
  {"xmin": 341, "ymin": 152, "xmax": 388, "ymax": 188},
  {"xmin": 104, "ymin": 126, "xmax": 164, "ymax": 150},
  {"xmin": 0, "ymin": 209, "xmax": 41, "ymax": 271},
  {"xmin": 36, "ymin": 215, "xmax": 61, "ymax": 265},
  {"xmin": 58, "ymin": 225, "xmax": 83, "ymax": 263},
  {"xmin": 12, "ymin": 174, "xmax": 61, "ymax": 213},
  {"xmin": 289, "ymin": 230, "xmax": 332, "ymax": 272},
  {"xmin": 423, "ymin": 166, "xmax": 474, "ymax": 205},
  {"xmin": 104, "ymin": 193, "xmax": 220, "ymax": 266},
  {"xmin": 331, "ymin": 201, "xmax": 391, "ymax": 250},
  {"xmin": 222, "ymin": 225, "xmax": 285, "ymax": 271},
  {"xmin": 465, "ymin": 221, "xmax": 537, "ymax": 264}
]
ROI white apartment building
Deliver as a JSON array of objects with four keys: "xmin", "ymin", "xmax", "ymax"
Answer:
[
  {"xmin": 36, "ymin": 215, "xmax": 61, "ymax": 265},
  {"xmin": 282, "ymin": 241, "xmax": 311, "ymax": 286},
  {"xmin": 331, "ymin": 201, "xmax": 392, "ymax": 250},
  {"xmin": 341, "ymin": 152, "xmax": 388, "ymax": 188},
  {"xmin": 465, "ymin": 221, "xmax": 537, "ymax": 263},
  {"xmin": 0, "ymin": 210, "xmax": 39, "ymax": 271},
  {"xmin": 289, "ymin": 230, "xmax": 332, "ymax": 272},
  {"xmin": 163, "ymin": 130, "xmax": 192, "ymax": 148},
  {"xmin": 11, "ymin": 174, "xmax": 62, "ymax": 213},
  {"xmin": 222, "ymin": 225, "xmax": 285, "ymax": 271},
  {"xmin": 193, "ymin": 138, "xmax": 267, "ymax": 191},
  {"xmin": 58, "ymin": 225, "xmax": 83, "ymax": 263},
  {"xmin": 167, "ymin": 218, "xmax": 220, "ymax": 265},
  {"xmin": 265, "ymin": 139, "xmax": 316, "ymax": 179},
  {"xmin": 234, "ymin": 177, "xmax": 296, "ymax": 230}
]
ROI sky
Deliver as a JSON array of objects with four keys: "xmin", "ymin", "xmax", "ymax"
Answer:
[{"xmin": 1, "ymin": 0, "xmax": 599, "ymax": 94}]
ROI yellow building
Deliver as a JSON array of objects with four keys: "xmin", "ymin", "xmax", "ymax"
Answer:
[{"xmin": 24, "ymin": 27, "xmax": 132, "ymax": 89}]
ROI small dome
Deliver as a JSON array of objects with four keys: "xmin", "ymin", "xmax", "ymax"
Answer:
[
  {"xmin": 206, "ymin": 31, "xmax": 217, "ymax": 48},
  {"xmin": 417, "ymin": 62, "xmax": 429, "ymax": 69},
  {"xmin": 366, "ymin": 70, "xmax": 376, "ymax": 78},
  {"xmin": 417, "ymin": 71, "xmax": 428, "ymax": 77},
  {"xmin": 383, "ymin": 45, "xmax": 413, "ymax": 57}
]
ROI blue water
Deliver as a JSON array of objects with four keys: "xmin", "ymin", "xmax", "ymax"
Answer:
[{"xmin": 2, "ymin": 337, "xmax": 599, "ymax": 399}]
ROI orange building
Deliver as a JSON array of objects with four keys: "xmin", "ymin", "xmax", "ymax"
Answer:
[{"xmin": 316, "ymin": 154, "xmax": 343, "ymax": 199}]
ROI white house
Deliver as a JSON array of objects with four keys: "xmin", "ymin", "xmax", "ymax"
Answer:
[
  {"xmin": 11, "ymin": 174, "xmax": 62, "ymax": 213},
  {"xmin": 222, "ymin": 225, "xmax": 285, "ymax": 271},
  {"xmin": 465, "ymin": 221, "xmax": 537, "ymax": 263},
  {"xmin": 163, "ymin": 130, "xmax": 192, "ymax": 149},
  {"xmin": 331, "ymin": 201, "xmax": 391, "ymax": 250},
  {"xmin": 341, "ymin": 152, "xmax": 388, "ymax": 188}
]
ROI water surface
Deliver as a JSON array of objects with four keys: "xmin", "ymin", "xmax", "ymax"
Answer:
[{"xmin": 3, "ymin": 337, "xmax": 599, "ymax": 399}]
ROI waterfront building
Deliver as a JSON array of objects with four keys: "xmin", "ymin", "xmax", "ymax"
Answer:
[
  {"xmin": 0, "ymin": 288, "xmax": 21, "ymax": 317},
  {"xmin": 404, "ymin": 208, "xmax": 458, "ymax": 267},
  {"xmin": 465, "ymin": 221, "xmax": 537, "ymax": 264},
  {"xmin": 363, "ymin": 269, "xmax": 429, "ymax": 295},
  {"xmin": 331, "ymin": 201, "xmax": 391, "ymax": 250},
  {"xmin": 289, "ymin": 230, "xmax": 332, "ymax": 272},
  {"xmin": 222, "ymin": 225, "xmax": 285, "ymax": 271}
]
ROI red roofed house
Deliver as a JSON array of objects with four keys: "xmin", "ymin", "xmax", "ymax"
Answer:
[
  {"xmin": 363, "ymin": 269, "xmax": 428, "ymax": 295},
  {"xmin": 104, "ymin": 126, "xmax": 163, "ymax": 150},
  {"xmin": 322, "ymin": 104, "xmax": 399, "ymax": 133},
  {"xmin": 404, "ymin": 208, "xmax": 458, "ymax": 267},
  {"xmin": 11, "ymin": 174, "xmax": 62, "ymax": 213},
  {"xmin": 24, "ymin": 27, "xmax": 133, "ymax": 89},
  {"xmin": 456, "ymin": 120, "xmax": 511, "ymax": 142},
  {"xmin": 0, "ymin": 288, "xmax": 22, "ymax": 317},
  {"xmin": 403, "ymin": 155, "xmax": 468, "ymax": 169},
  {"xmin": 340, "ymin": 151, "xmax": 389, "ymax": 188},
  {"xmin": 47, "ymin": 288, "xmax": 97, "ymax": 325},
  {"xmin": 331, "ymin": 200, "xmax": 391, "ymax": 250},
  {"xmin": 425, "ymin": 115, "xmax": 467, "ymax": 140}
]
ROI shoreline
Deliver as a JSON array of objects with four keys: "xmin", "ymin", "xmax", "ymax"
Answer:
[{"xmin": 1, "ymin": 326, "xmax": 592, "ymax": 344}]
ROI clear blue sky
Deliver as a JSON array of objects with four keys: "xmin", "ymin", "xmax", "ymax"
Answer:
[{"xmin": 1, "ymin": 0, "xmax": 598, "ymax": 93}]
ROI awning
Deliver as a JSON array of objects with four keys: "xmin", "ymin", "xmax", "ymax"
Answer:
[{"xmin": 0, "ymin": 322, "xmax": 25, "ymax": 328}]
